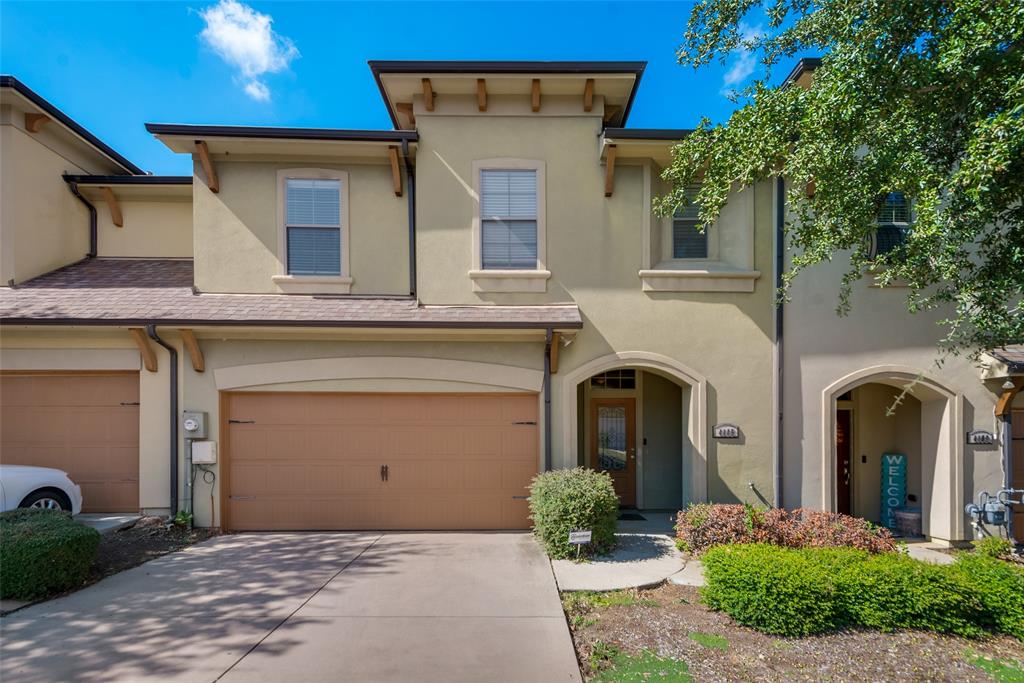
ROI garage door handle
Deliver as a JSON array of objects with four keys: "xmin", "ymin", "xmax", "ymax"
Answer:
[
  {"xmin": 380, "ymin": 464, "xmax": 389, "ymax": 482},
  {"xmin": 512, "ymin": 421, "xmax": 537, "ymax": 425},
  {"xmin": 229, "ymin": 419, "xmax": 256, "ymax": 424},
  {"xmin": 120, "ymin": 402, "xmax": 140, "ymax": 406},
  {"xmin": 230, "ymin": 496, "xmax": 254, "ymax": 500}
]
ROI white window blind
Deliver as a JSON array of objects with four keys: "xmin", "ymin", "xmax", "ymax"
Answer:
[
  {"xmin": 673, "ymin": 184, "xmax": 708, "ymax": 259},
  {"xmin": 480, "ymin": 169, "xmax": 538, "ymax": 269},
  {"xmin": 874, "ymin": 192, "xmax": 910, "ymax": 257},
  {"xmin": 286, "ymin": 178, "xmax": 342, "ymax": 276}
]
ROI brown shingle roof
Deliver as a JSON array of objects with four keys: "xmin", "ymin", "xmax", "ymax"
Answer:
[
  {"xmin": 1, "ymin": 259, "xmax": 582, "ymax": 329},
  {"xmin": 991, "ymin": 346, "xmax": 1024, "ymax": 372}
]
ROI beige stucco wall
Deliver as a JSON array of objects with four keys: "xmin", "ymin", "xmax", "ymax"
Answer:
[
  {"xmin": 97, "ymin": 200, "xmax": 192, "ymax": 258},
  {"xmin": 192, "ymin": 159, "xmax": 409, "ymax": 295},
  {"xmin": 415, "ymin": 113, "xmax": 776, "ymax": 507},
  {"xmin": 642, "ymin": 371, "xmax": 684, "ymax": 509},
  {"xmin": 0, "ymin": 121, "xmax": 90, "ymax": 283},
  {"xmin": 781, "ymin": 220, "xmax": 1004, "ymax": 541}
]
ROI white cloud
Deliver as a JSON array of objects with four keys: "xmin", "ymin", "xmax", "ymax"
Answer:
[
  {"xmin": 720, "ymin": 23, "xmax": 764, "ymax": 97},
  {"xmin": 198, "ymin": 0, "xmax": 298, "ymax": 101}
]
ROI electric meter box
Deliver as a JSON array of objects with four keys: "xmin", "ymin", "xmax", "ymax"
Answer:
[
  {"xmin": 191, "ymin": 440, "xmax": 218, "ymax": 465},
  {"xmin": 182, "ymin": 411, "xmax": 208, "ymax": 439}
]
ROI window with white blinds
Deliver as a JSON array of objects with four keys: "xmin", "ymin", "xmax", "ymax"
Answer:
[
  {"xmin": 672, "ymin": 185, "xmax": 708, "ymax": 259},
  {"xmin": 873, "ymin": 191, "xmax": 910, "ymax": 258},
  {"xmin": 480, "ymin": 169, "xmax": 538, "ymax": 269},
  {"xmin": 285, "ymin": 178, "xmax": 342, "ymax": 276}
]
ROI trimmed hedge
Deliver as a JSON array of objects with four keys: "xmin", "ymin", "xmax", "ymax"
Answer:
[
  {"xmin": 0, "ymin": 508, "xmax": 101, "ymax": 600},
  {"xmin": 676, "ymin": 504, "xmax": 896, "ymax": 555},
  {"xmin": 701, "ymin": 543, "xmax": 1023, "ymax": 639},
  {"xmin": 529, "ymin": 468, "xmax": 619, "ymax": 559}
]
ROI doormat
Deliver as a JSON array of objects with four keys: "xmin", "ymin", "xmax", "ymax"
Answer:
[{"xmin": 618, "ymin": 513, "xmax": 646, "ymax": 521}]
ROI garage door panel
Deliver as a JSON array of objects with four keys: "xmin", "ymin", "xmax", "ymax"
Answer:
[
  {"xmin": 226, "ymin": 392, "xmax": 538, "ymax": 531},
  {"xmin": 0, "ymin": 373, "xmax": 139, "ymax": 513}
]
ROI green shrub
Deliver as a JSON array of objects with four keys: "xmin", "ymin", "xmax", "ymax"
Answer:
[
  {"xmin": 951, "ymin": 554, "xmax": 1024, "ymax": 640},
  {"xmin": 701, "ymin": 544, "xmax": 856, "ymax": 636},
  {"xmin": 973, "ymin": 536, "xmax": 1014, "ymax": 559},
  {"xmin": 0, "ymin": 509, "xmax": 101, "ymax": 600},
  {"xmin": 528, "ymin": 467, "xmax": 619, "ymax": 559},
  {"xmin": 837, "ymin": 552, "xmax": 985, "ymax": 637}
]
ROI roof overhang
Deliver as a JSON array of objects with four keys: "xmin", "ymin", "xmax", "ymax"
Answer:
[
  {"xmin": 63, "ymin": 174, "xmax": 192, "ymax": 201},
  {"xmin": 369, "ymin": 60, "xmax": 646, "ymax": 129},
  {"xmin": 782, "ymin": 57, "xmax": 822, "ymax": 89},
  {"xmin": 1, "ymin": 75, "xmax": 144, "ymax": 174},
  {"xmin": 145, "ymin": 123, "xmax": 418, "ymax": 159},
  {"xmin": 601, "ymin": 128, "xmax": 692, "ymax": 165}
]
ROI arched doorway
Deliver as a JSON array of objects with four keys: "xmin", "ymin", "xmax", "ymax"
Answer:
[
  {"xmin": 560, "ymin": 352, "xmax": 708, "ymax": 509},
  {"xmin": 821, "ymin": 366, "xmax": 964, "ymax": 542}
]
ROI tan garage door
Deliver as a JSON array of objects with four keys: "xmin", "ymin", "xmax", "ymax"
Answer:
[
  {"xmin": 225, "ymin": 392, "xmax": 539, "ymax": 531},
  {"xmin": 0, "ymin": 372, "xmax": 140, "ymax": 512}
]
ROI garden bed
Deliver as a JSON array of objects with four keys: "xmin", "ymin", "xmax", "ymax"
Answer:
[{"xmin": 563, "ymin": 583, "xmax": 1024, "ymax": 682}]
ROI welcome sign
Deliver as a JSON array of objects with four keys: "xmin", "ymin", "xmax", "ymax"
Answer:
[{"xmin": 880, "ymin": 453, "xmax": 907, "ymax": 529}]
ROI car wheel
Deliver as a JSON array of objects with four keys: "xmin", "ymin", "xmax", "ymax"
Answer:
[{"xmin": 19, "ymin": 489, "xmax": 72, "ymax": 512}]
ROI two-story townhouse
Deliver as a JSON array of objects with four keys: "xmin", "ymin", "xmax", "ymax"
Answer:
[{"xmin": 1, "ymin": 62, "xmax": 1020, "ymax": 543}]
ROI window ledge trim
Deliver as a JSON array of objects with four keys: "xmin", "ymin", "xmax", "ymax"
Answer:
[
  {"xmin": 272, "ymin": 274, "xmax": 354, "ymax": 294},
  {"xmin": 638, "ymin": 268, "xmax": 760, "ymax": 293},
  {"xmin": 468, "ymin": 269, "xmax": 551, "ymax": 293}
]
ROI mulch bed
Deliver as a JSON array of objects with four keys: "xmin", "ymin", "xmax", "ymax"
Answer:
[
  {"xmin": 565, "ymin": 582, "xmax": 1024, "ymax": 682},
  {"xmin": 88, "ymin": 518, "xmax": 219, "ymax": 582}
]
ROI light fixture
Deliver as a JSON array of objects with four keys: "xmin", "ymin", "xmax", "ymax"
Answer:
[{"xmin": 1003, "ymin": 379, "xmax": 1017, "ymax": 390}]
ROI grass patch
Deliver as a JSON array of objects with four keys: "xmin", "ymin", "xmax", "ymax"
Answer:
[
  {"xmin": 688, "ymin": 631, "xmax": 729, "ymax": 650},
  {"xmin": 590, "ymin": 642, "xmax": 692, "ymax": 682},
  {"xmin": 965, "ymin": 649, "xmax": 1024, "ymax": 683}
]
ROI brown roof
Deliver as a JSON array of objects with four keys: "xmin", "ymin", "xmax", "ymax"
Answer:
[
  {"xmin": 0, "ymin": 259, "xmax": 582, "ymax": 329},
  {"xmin": 990, "ymin": 346, "xmax": 1024, "ymax": 372}
]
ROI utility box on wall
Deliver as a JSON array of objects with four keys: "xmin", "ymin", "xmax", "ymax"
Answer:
[
  {"xmin": 191, "ymin": 440, "xmax": 218, "ymax": 465},
  {"xmin": 182, "ymin": 411, "xmax": 208, "ymax": 440}
]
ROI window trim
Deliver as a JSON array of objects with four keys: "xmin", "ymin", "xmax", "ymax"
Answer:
[
  {"xmin": 660, "ymin": 184, "xmax": 719, "ymax": 264},
  {"xmin": 275, "ymin": 168, "xmax": 352, "ymax": 294},
  {"xmin": 470, "ymin": 158, "xmax": 549, "ymax": 292}
]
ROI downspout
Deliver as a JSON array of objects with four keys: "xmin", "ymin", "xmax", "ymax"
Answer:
[
  {"xmin": 1003, "ymin": 411, "xmax": 1014, "ymax": 540},
  {"xmin": 67, "ymin": 181, "xmax": 97, "ymax": 258},
  {"xmin": 774, "ymin": 176, "xmax": 786, "ymax": 508},
  {"xmin": 544, "ymin": 328, "xmax": 553, "ymax": 471},
  {"xmin": 402, "ymin": 139, "xmax": 417, "ymax": 298},
  {"xmin": 146, "ymin": 325, "xmax": 179, "ymax": 517}
]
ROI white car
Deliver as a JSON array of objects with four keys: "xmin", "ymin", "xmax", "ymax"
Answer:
[{"xmin": 0, "ymin": 465, "xmax": 83, "ymax": 515}]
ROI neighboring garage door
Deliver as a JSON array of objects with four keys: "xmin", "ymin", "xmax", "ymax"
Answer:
[
  {"xmin": 225, "ymin": 392, "xmax": 539, "ymax": 531},
  {"xmin": 0, "ymin": 373, "xmax": 140, "ymax": 512}
]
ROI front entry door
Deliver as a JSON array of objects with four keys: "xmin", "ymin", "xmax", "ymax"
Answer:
[
  {"xmin": 836, "ymin": 409, "xmax": 852, "ymax": 515},
  {"xmin": 590, "ymin": 398, "xmax": 636, "ymax": 507}
]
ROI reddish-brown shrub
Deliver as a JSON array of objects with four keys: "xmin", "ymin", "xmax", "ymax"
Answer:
[{"xmin": 675, "ymin": 504, "xmax": 896, "ymax": 555}]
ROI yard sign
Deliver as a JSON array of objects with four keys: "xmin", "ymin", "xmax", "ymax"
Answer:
[{"xmin": 880, "ymin": 453, "xmax": 906, "ymax": 529}]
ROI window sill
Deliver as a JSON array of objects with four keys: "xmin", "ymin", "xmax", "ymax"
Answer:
[
  {"xmin": 639, "ymin": 267, "xmax": 760, "ymax": 293},
  {"xmin": 468, "ymin": 269, "xmax": 551, "ymax": 293},
  {"xmin": 272, "ymin": 274, "xmax": 353, "ymax": 294}
]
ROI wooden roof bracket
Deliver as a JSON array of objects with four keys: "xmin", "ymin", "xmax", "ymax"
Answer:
[
  {"xmin": 395, "ymin": 102, "xmax": 416, "ymax": 126},
  {"xmin": 129, "ymin": 328, "xmax": 158, "ymax": 372},
  {"xmin": 422, "ymin": 78, "xmax": 435, "ymax": 111},
  {"xmin": 583, "ymin": 79, "xmax": 594, "ymax": 112},
  {"xmin": 531, "ymin": 79, "xmax": 541, "ymax": 112},
  {"xmin": 604, "ymin": 145, "xmax": 617, "ymax": 197},
  {"xmin": 194, "ymin": 140, "xmax": 219, "ymax": 193},
  {"xmin": 24, "ymin": 113, "xmax": 50, "ymax": 133},
  {"xmin": 180, "ymin": 329, "xmax": 205, "ymax": 373},
  {"xmin": 477, "ymin": 78, "xmax": 487, "ymax": 112},
  {"xmin": 995, "ymin": 378, "xmax": 1022, "ymax": 418},
  {"xmin": 101, "ymin": 187, "xmax": 123, "ymax": 227},
  {"xmin": 388, "ymin": 146, "xmax": 403, "ymax": 197}
]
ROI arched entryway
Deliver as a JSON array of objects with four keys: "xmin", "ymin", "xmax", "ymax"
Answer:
[
  {"xmin": 821, "ymin": 366, "xmax": 964, "ymax": 542},
  {"xmin": 560, "ymin": 352, "xmax": 708, "ymax": 509}
]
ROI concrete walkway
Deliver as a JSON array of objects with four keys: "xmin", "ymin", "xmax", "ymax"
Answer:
[
  {"xmin": 0, "ymin": 532, "xmax": 581, "ymax": 683},
  {"xmin": 74, "ymin": 513, "xmax": 141, "ymax": 535},
  {"xmin": 553, "ymin": 534, "xmax": 688, "ymax": 591}
]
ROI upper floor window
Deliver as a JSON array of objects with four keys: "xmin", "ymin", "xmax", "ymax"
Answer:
[
  {"xmin": 872, "ymin": 192, "xmax": 910, "ymax": 258},
  {"xmin": 672, "ymin": 185, "xmax": 708, "ymax": 259},
  {"xmin": 480, "ymin": 169, "xmax": 538, "ymax": 270},
  {"xmin": 286, "ymin": 177, "xmax": 342, "ymax": 276}
]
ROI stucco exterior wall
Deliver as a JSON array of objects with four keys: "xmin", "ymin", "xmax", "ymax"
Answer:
[
  {"xmin": 192, "ymin": 159, "xmax": 409, "ymax": 295},
  {"xmin": 97, "ymin": 199, "xmax": 192, "ymax": 258},
  {"xmin": 781, "ymin": 237, "xmax": 1004, "ymax": 541}
]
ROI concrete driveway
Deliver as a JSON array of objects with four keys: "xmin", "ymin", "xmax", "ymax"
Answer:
[{"xmin": 0, "ymin": 533, "xmax": 581, "ymax": 683}]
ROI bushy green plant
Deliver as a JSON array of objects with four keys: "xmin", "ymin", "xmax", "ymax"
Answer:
[
  {"xmin": 701, "ymin": 544, "xmax": 854, "ymax": 636},
  {"xmin": 837, "ymin": 553, "xmax": 985, "ymax": 637},
  {"xmin": 951, "ymin": 554, "xmax": 1024, "ymax": 640},
  {"xmin": 973, "ymin": 536, "xmax": 1014, "ymax": 560},
  {"xmin": 0, "ymin": 508, "xmax": 101, "ymax": 600},
  {"xmin": 528, "ymin": 468, "xmax": 618, "ymax": 559}
]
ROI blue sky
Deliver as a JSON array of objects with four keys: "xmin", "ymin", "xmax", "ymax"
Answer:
[{"xmin": 1, "ymin": 1, "xmax": 796, "ymax": 175}]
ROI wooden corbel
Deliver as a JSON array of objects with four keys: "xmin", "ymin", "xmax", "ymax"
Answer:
[
  {"xmin": 604, "ymin": 145, "xmax": 617, "ymax": 197},
  {"xmin": 194, "ymin": 140, "xmax": 219, "ymax": 193},
  {"xmin": 422, "ymin": 78, "xmax": 434, "ymax": 111},
  {"xmin": 995, "ymin": 378, "xmax": 1023, "ymax": 418},
  {"xmin": 101, "ymin": 187, "xmax": 123, "ymax": 227},
  {"xmin": 603, "ymin": 105, "xmax": 622, "ymax": 124},
  {"xmin": 583, "ymin": 79, "xmax": 594, "ymax": 112},
  {"xmin": 129, "ymin": 328, "xmax": 158, "ymax": 372},
  {"xmin": 24, "ymin": 113, "xmax": 50, "ymax": 133},
  {"xmin": 477, "ymin": 79, "xmax": 487, "ymax": 112},
  {"xmin": 179, "ymin": 329, "xmax": 205, "ymax": 373},
  {"xmin": 396, "ymin": 102, "xmax": 416, "ymax": 126},
  {"xmin": 531, "ymin": 79, "xmax": 541, "ymax": 112},
  {"xmin": 387, "ymin": 146, "xmax": 403, "ymax": 197}
]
